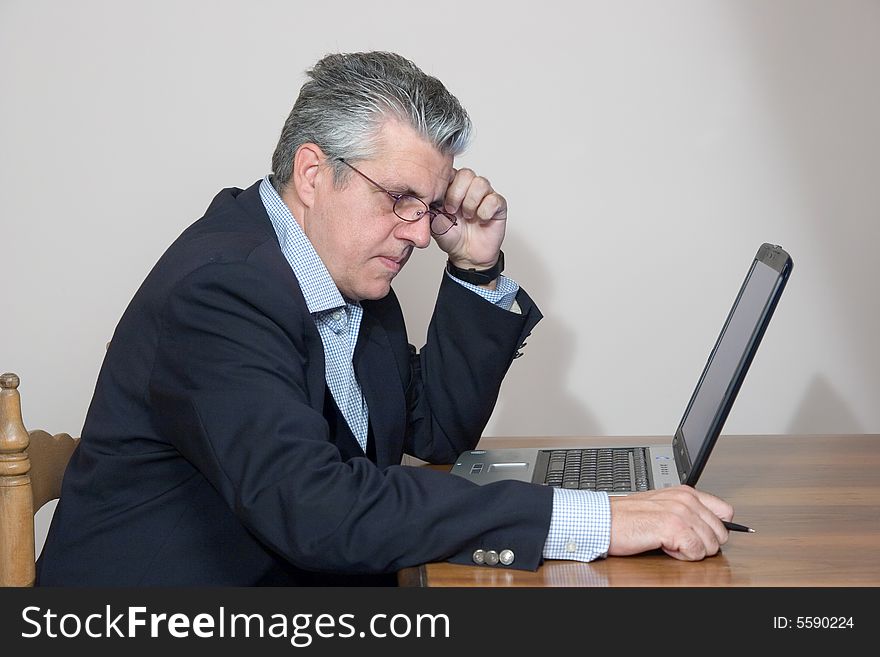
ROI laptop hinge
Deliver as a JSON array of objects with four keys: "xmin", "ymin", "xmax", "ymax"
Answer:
[
  {"xmin": 672, "ymin": 431, "xmax": 692, "ymax": 485},
  {"xmin": 532, "ymin": 450, "xmax": 551, "ymax": 485}
]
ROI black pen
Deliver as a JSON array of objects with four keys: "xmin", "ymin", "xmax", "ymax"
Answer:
[{"xmin": 723, "ymin": 520, "xmax": 755, "ymax": 533}]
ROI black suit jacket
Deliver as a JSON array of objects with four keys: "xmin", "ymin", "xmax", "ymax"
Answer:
[{"xmin": 37, "ymin": 181, "xmax": 550, "ymax": 585}]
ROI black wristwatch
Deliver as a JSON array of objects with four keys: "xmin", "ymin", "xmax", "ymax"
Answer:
[{"xmin": 445, "ymin": 251, "xmax": 504, "ymax": 285}]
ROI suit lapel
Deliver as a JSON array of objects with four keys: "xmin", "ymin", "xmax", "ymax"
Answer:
[
  {"xmin": 354, "ymin": 311, "xmax": 406, "ymax": 468},
  {"xmin": 283, "ymin": 273, "xmax": 326, "ymax": 414},
  {"xmin": 234, "ymin": 182, "xmax": 328, "ymax": 414}
]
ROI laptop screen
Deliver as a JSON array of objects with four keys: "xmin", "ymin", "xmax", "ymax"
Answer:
[{"xmin": 679, "ymin": 256, "xmax": 787, "ymax": 467}]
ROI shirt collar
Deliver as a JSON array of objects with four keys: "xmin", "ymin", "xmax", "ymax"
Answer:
[{"xmin": 258, "ymin": 175, "xmax": 350, "ymax": 315}]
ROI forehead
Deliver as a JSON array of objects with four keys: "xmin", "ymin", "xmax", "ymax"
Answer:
[{"xmin": 368, "ymin": 120, "xmax": 454, "ymax": 201}]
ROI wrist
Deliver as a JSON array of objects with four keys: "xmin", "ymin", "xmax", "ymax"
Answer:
[{"xmin": 446, "ymin": 251, "xmax": 504, "ymax": 286}]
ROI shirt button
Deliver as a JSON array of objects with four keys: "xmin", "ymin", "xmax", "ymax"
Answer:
[
  {"xmin": 565, "ymin": 540, "xmax": 578, "ymax": 553},
  {"xmin": 332, "ymin": 311, "xmax": 343, "ymax": 322},
  {"xmin": 472, "ymin": 549, "xmax": 486, "ymax": 565},
  {"xmin": 499, "ymin": 549, "xmax": 515, "ymax": 566}
]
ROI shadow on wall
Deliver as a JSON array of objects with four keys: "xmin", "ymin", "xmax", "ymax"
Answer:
[
  {"xmin": 489, "ymin": 314, "xmax": 604, "ymax": 438},
  {"xmin": 733, "ymin": 3, "xmax": 880, "ymax": 427},
  {"xmin": 483, "ymin": 232, "xmax": 603, "ymax": 438},
  {"xmin": 393, "ymin": 225, "xmax": 603, "ymax": 438},
  {"xmin": 786, "ymin": 373, "xmax": 864, "ymax": 435}
]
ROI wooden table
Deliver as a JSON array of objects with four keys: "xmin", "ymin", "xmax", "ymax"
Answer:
[{"xmin": 398, "ymin": 434, "xmax": 880, "ymax": 587}]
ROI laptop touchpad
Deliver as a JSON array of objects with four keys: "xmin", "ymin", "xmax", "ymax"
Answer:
[{"xmin": 488, "ymin": 462, "xmax": 529, "ymax": 471}]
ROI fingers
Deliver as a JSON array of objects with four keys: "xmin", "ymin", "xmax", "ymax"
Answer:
[
  {"xmin": 688, "ymin": 489, "xmax": 732, "ymax": 546},
  {"xmin": 692, "ymin": 486, "xmax": 735, "ymax": 523},
  {"xmin": 444, "ymin": 168, "xmax": 507, "ymax": 222},
  {"xmin": 444, "ymin": 167, "xmax": 475, "ymax": 215},
  {"xmin": 474, "ymin": 192, "xmax": 507, "ymax": 221},
  {"xmin": 435, "ymin": 167, "xmax": 508, "ymax": 267},
  {"xmin": 609, "ymin": 486, "xmax": 734, "ymax": 562},
  {"xmin": 664, "ymin": 502, "xmax": 722, "ymax": 561},
  {"xmin": 661, "ymin": 488, "xmax": 731, "ymax": 559}
]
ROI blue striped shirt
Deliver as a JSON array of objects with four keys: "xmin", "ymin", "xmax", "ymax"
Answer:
[{"xmin": 258, "ymin": 175, "xmax": 610, "ymax": 562}]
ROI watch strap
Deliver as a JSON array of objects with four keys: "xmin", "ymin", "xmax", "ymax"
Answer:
[{"xmin": 445, "ymin": 251, "xmax": 505, "ymax": 285}]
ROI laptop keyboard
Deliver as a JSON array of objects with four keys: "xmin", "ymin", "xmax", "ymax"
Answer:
[{"xmin": 543, "ymin": 448, "xmax": 650, "ymax": 492}]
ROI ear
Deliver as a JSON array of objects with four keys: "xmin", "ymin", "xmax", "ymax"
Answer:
[{"xmin": 290, "ymin": 143, "xmax": 325, "ymax": 208}]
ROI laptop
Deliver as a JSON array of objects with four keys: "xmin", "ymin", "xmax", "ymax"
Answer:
[{"xmin": 451, "ymin": 243, "xmax": 793, "ymax": 494}]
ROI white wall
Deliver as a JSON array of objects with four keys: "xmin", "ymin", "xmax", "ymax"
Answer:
[{"xmin": 4, "ymin": 0, "xmax": 879, "ymax": 448}]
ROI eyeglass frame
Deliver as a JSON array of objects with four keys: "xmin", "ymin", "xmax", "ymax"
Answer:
[{"xmin": 336, "ymin": 158, "xmax": 458, "ymax": 236}]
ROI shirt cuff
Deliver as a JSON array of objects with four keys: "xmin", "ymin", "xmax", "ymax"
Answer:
[
  {"xmin": 543, "ymin": 488, "xmax": 611, "ymax": 562},
  {"xmin": 444, "ymin": 271, "xmax": 520, "ymax": 312}
]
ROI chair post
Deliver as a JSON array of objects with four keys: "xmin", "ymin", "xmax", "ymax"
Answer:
[{"xmin": 0, "ymin": 373, "xmax": 36, "ymax": 587}]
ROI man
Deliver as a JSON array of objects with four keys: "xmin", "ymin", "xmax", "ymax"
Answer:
[{"xmin": 38, "ymin": 52, "xmax": 734, "ymax": 586}]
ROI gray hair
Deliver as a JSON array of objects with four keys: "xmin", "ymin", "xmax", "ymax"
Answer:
[{"xmin": 271, "ymin": 51, "xmax": 472, "ymax": 193}]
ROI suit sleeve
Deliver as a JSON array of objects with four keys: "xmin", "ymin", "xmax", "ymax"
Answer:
[
  {"xmin": 403, "ymin": 273, "xmax": 543, "ymax": 464},
  {"xmin": 148, "ymin": 261, "xmax": 552, "ymax": 573}
]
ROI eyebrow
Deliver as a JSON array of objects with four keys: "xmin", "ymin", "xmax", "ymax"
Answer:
[{"xmin": 386, "ymin": 182, "xmax": 445, "ymax": 208}]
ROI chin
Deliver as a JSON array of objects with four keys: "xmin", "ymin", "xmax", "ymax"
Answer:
[
  {"xmin": 361, "ymin": 288, "xmax": 392, "ymax": 301},
  {"xmin": 358, "ymin": 280, "xmax": 393, "ymax": 301}
]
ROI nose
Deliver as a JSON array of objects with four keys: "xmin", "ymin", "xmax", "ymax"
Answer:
[{"xmin": 394, "ymin": 216, "xmax": 432, "ymax": 249}]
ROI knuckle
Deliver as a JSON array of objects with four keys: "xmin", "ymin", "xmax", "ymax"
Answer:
[
  {"xmin": 682, "ymin": 534, "xmax": 707, "ymax": 560},
  {"xmin": 667, "ymin": 500, "xmax": 689, "ymax": 516}
]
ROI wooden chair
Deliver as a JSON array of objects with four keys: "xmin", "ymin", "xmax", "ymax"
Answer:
[{"xmin": 0, "ymin": 373, "xmax": 79, "ymax": 586}]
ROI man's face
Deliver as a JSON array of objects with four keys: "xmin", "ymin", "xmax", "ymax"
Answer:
[{"xmin": 304, "ymin": 120, "xmax": 453, "ymax": 301}]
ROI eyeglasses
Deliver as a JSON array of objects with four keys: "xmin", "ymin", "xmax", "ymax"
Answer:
[{"xmin": 337, "ymin": 158, "xmax": 458, "ymax": 236}]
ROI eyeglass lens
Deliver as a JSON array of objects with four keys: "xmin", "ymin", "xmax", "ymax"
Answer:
[{"xmin": 392, "ymin": 196, "xmax": 456, "ymax": 235}]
